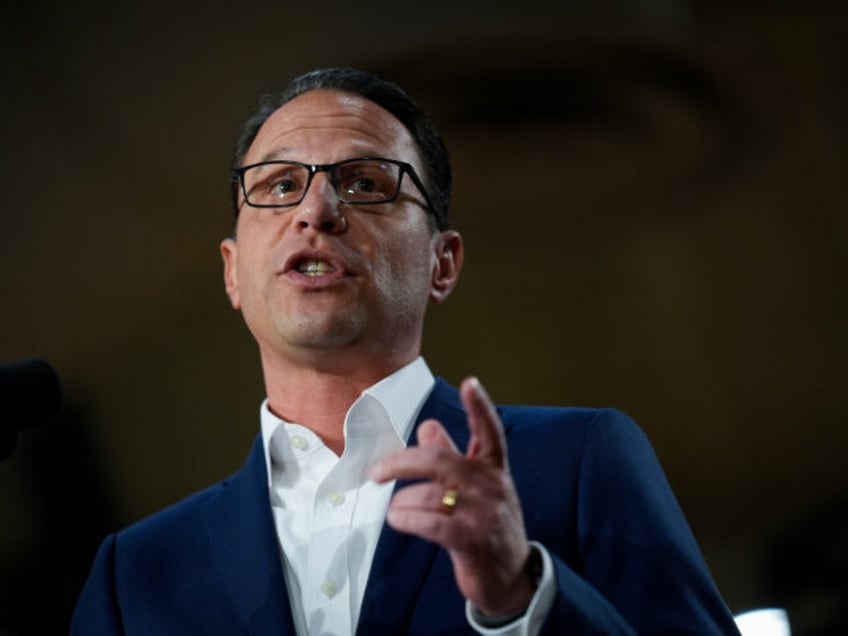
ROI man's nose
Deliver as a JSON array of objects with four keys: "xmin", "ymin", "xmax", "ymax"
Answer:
[{"xmin": 292, "ymin": 173, "xmax": 347, "ymax": 233}]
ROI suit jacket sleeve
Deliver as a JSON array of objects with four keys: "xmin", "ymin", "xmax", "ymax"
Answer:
[
  {"xmin": 71, "ymin": 534, "xmax": 124, "ymax": 634},
  {"xmin": 503, "ymin": 407, "xmax": 739, "ymax": 635}
]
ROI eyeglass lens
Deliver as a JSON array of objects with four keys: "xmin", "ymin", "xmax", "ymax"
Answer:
[{"xmin": 242, "ymin": 159, "xmax": 403, "ymax": 207}]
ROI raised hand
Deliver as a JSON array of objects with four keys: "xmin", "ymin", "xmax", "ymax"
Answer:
[{"xmin": 371, "ymin": 377, "xmax": 535, "ymax": 616}]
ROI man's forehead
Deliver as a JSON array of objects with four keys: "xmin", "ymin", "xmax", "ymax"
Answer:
[
  {"xmin": 266, "ymin": 90, "xmax": 408, "ymax": 142},
  {"xmin": 246, "ymin": 89, "xmax": 420, "ymax": 164}
]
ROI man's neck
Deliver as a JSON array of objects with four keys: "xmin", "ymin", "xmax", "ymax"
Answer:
[{"xmin": 259, "ymin": 349, "xmax": 416, "ymax": 455}]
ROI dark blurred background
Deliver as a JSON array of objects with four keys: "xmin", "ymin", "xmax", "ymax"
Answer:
[{"xmin": 1, "ymin": 1, "xmax": 846, "ymax": 633}]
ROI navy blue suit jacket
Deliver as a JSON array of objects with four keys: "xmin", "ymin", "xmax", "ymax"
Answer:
[{"xmin": 72, "ymin": 379, "xmax": 739, "ymax": 634}]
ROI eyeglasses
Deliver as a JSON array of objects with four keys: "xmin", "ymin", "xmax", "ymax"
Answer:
[{"xmin": 232, "ymin": 156, "xmax": 434, "ymax": 212}]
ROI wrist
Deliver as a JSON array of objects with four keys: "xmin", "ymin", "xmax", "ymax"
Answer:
[{"xmin": 476, "ymin": 545, "xmax": 543, "ymax": 620}]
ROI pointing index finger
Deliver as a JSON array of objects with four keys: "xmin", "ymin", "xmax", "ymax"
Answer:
[{"xmin": 461, "ymin": 376, "xmax": 507, "ymax": 467}]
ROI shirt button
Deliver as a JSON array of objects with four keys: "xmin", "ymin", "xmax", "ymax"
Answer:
[
  {"xmin": 320, "ymin": 580, "xmax": 338, "ymax": 598},
  {"xmin": 290, "ymin": 435, "xmax": 308, "ymax": 451},
  {"xmin": 326, "ymin": 491, "xmax": 346, "ymax": 507}
]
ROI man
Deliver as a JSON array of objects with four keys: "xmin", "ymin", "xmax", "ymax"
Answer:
[{"xmin": 72, "ymin": 68, "xmax": 740, "ymax": 634}]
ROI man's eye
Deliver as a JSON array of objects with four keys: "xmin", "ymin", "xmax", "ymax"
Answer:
[
  {"xmin": 347, "ymin": 178, "xmax": 377, "ymax": 194},
  {"xmin": 271, "ymin": 179, "xmax": 298, "ymax": 196}
]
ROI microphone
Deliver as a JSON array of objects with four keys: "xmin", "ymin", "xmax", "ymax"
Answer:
[{"xmin": 1, "ymin": 358, "xmax": 63, "ymax": 460}]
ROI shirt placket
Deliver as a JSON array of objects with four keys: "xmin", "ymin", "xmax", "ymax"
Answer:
[{"xmin": 306, "ymin": 459, "xmax": 358, "ymax": 634}]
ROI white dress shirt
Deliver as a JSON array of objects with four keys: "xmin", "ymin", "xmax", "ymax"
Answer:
[{"xmin": 260, "ymin": 357, "xmax": 553, "ymax": 635}]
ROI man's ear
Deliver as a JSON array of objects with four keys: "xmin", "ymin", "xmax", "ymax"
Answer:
[
  {"xmin": 430, "ymin": 230, "xmax": 464, "ymax": 303},
  {"xmin": 220, "ymin": 238, "xmax": 241, "ymax": 310}
]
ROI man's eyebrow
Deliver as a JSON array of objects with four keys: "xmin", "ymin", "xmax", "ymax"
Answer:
[
  {"xmin": 252, "ymin": 147, "xmax": 394, "ymax": 166},
  {"xmin": 257, "ymin": 148, "xmax": 293, "ymax": 163}
]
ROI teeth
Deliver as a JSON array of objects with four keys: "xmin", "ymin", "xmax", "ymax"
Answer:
[{"xmin": 297, "ymin": 260, "xmax": 335, "ymax": 276}]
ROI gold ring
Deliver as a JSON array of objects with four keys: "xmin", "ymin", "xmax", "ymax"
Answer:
[{"xmin": 441, "ymin": 489, "xmax": 459, "ymax": 514}]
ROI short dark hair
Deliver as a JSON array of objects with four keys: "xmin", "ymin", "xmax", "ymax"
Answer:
[{"xmin": 231, "ymin": 67, "xmax": 452, "ymax": 231}]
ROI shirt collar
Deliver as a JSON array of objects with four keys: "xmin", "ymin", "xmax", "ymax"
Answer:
[{"xmin": 260, "ymin": 356, "xmax": 435, "ymax": 486}]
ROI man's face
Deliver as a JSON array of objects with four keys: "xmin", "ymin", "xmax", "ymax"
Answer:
[{"xmin": 220, "ymin": 89, "xmax": 461, "ymax": 370}]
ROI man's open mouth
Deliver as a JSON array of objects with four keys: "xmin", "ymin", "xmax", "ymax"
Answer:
[{"xmin": 296, "ymin": 259, "xmax": 337, "ymax": 276}]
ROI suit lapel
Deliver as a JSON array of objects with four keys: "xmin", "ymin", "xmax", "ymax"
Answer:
[
  {"xmin": 201, "ymin": 436, "xmax": 297, "ymax": 635},
  {"xmin": 196, "ymin": 380, "xmax": 473, "ymax": 635},
  {"xmin": 356, "ymin": 379, "xmax": 470, "ymax": 634}
]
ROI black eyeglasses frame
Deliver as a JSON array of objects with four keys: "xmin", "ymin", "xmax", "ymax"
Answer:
[{"xmin": 231, "ymin": 156, "xmax": 435, "ymax": 214}]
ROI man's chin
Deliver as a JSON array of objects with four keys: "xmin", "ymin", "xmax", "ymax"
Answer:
[{"xmin": 278, "ymin": 314, "xmax": 363, "ymax": 351}]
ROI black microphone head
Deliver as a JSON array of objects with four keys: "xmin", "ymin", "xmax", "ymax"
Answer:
[{"xmin": 1, "ymin": 358, "xmax": 63, "ymax": 432}]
